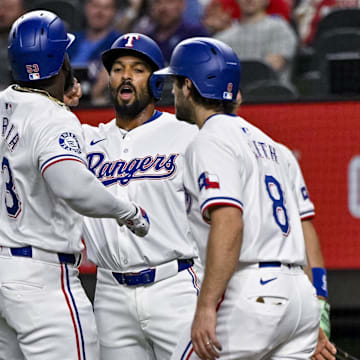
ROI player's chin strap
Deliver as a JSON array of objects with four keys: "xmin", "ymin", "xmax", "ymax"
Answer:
[
  {"xmin": 312, "ymin": 267, "xmax": 331, "ymax": 339},
  {"xmin": 12, "ymin": 84, "xmax": 70, "ymax": 110}
]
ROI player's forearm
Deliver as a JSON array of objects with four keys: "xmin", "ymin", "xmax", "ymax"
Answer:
[
  {"xmin": 303, "ymin": 219, "xmax": 325, "ymax": 268},
  {"xmin": 198, "ymin": 206, "xmax": 243, "ymax": 308},
  {"xmin": 43, "ymin": 160, "xmax": 135, "ymax": 219}
]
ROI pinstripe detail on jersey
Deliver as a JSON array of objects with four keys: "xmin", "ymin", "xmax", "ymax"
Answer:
[
  {"xmin": 60, "ymin": 264, "xmax": 86, "ymax": 360},
  {"xmin": 201, "ymin": 197, "xmax": 243, "ymax": 222},
  {"xmin": 187, "ymin": 267, "xmax": 200, "ymax": 295},
  {"xmin": 41, "ymin": 154, "xmax": 86, "ymax": 174}
]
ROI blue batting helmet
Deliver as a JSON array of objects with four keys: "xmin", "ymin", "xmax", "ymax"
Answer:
[
  {"xmin": 102, "ymin": 33, "xmax": 165, "ymax": 99},
  {"xmin": 8, "ymin": 10, "xmax": 75, "ymax": 82},
  {"xmin": 154, "ymin": 37, "xmax": 241, "ymax": 101}
]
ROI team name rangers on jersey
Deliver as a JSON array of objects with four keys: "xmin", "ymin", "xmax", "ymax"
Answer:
[
  {"xmin": 2, "ymin": 116, "xmax": 19, "ymax": 152},
  {"xmin": 87, "ymin": 152, "xmax": 179, "ymax": 186}
]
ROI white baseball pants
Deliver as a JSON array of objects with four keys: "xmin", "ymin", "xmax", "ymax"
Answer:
[
  {"xmin": 0, "ymin": 254, "xmax": 99, "ymax": 360},
  {"xmin": 94, "ymin": 265, "xmax": 201, "ymax": 360},
  {"xmin": 172, "ymin": 263, "xmax": 320, "ymax": 360}
]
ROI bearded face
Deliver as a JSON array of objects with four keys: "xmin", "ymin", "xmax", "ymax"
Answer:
[
  {"xmin": 109, "ymin": 55, "xmax": 153, "ymax": 119},
  {"xmin": 110, "ymin": 78, "xmax": 152, "ymax": 118}
]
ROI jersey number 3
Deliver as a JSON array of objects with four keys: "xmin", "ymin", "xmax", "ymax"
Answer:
[
  {"xmin": 1, "ymin": 156, "xmax": 22, "ymax": 218},
  {"xmin": 265, "ymin": 175, "xmax": 289, "ymax": 235}
]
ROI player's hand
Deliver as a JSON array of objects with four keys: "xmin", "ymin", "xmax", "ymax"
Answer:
[
  {"xmin": 319, "ymin": 298, "xmax": 331, "ymax": 338},
  {"xmin": 64, "ymin": 78, "xmax": 82, "ymax": 107},
  {"xmin": 311, "ymin": 328, "xmax": 336, "ymax": 360},
  {"xmin": 117, "ymin": 203, "xmax": 150, "ymax": 237},
  {"xmin": 191, "ymin": 304, "xmax": 222, "ymax": 360}
]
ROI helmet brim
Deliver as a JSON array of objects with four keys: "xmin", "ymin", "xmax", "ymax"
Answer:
[
  {"xmin": 153, "ymin": 67, "xmax": 175, "ymax": 76},
  {"xmin": 102, "ymin": 47, "xmax": 159, "ymax": 74},
  {"xmin": 67, "ymin": 33, "xmax": 75, "ymax": 49}
]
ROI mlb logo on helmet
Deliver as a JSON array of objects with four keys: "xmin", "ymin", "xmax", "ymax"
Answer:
[
  {"xmin": 198, "ymin": 172, "xmax": 220, "ymax": 191},
  {"xmin": 29, "ymin": 73, "xmax": 40, "ymax": 80},
  {"xmin": 223, "ymin": 82, "xmax": 233, "ymax": 100}
]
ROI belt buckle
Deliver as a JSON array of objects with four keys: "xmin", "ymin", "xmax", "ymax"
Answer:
[
  {"xmin": 123, "ymin": 268, "xmax": 155, "ymax": 286},
  {"xmin": 139, "ymin": 268, "xmax": 155, "ymax": 284}
]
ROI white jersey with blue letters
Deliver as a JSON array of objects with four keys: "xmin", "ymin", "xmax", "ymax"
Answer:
[
  {"xmin": 82, "ymin": 111, "xmax": 199, "ymax": 270},
  {"xmin": 184, "ymin": 114, "xmax": 306, "ymax": 266},
  {"xmin": 0, "ymin": 85, "xmax": 86, "ymax": 253},
  {"xmin": 82, "ymin": 111, "xmax": 201, "ymax": 360},
  {"xmin": 0, "ymin": 85, "xmax": 99, "ymax": 360},
  {"xmin": 174, "ymin": 113, "xmax": 320, "ymax": 360}
]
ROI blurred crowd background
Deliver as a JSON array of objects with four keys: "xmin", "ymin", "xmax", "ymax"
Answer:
[{"xmin": 2, "ymin": 0, "xmax": 360, "ymax": 106}]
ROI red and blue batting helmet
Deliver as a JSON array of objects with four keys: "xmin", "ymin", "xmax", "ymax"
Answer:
[
  {"xmin": 102, "ymin": 33, "xmax": 165, "ymax": 99},
  {"xmin": 8, "ymin": 10, "xmax": 74, "ymax": 82},
  {"xmin": 154, "ymin": 37, "xmax": 241, "ymax": 101}
]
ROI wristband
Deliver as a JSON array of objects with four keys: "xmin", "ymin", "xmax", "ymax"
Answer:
[
  {"xmin": 318, "ymin": 299, "xmax": 331, "ymax": 339},
  {"xmin": 312, "ymin": 267, "xmax": 328, "ymax": 298}
]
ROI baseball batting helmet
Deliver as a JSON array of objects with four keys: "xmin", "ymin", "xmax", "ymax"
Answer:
[
  {"xmin": 102, "ymin": 33, "xmax": 165, "ymax": 99},
  {"xmin": 8, "ymin": 10, "xmax": 75, "ymax": 82},
  {"xmin": 154, "ymin": 37, "xmax": 241, "ymax": 101}
]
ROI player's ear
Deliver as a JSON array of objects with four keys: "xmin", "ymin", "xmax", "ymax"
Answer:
[
  {"xmin": 236, "ymin": 90, "xmax": 242, "ymax": 107},
  {"xmin": 184, "ymin": 78, "xmax": 192, "ymax": 97}
]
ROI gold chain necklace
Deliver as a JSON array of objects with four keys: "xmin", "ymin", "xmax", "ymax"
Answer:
[{"xmin": 12, "ymin": 84, "xmax": 69, "ymax": 110}]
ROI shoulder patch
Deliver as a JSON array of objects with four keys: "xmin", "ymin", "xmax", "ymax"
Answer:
[{"xmin": 59, "ymin": 132, "xmax": 82, "ymax": 154}]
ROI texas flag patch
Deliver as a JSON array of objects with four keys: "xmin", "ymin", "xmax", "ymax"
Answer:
[{"xmin": 198, "ymin": 172, "xmax": 220, "ymax": 191}]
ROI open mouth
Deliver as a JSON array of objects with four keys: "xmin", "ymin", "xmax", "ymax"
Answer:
[{"xmin": 119, "ymin": 84, "xmax": 134, "ymax": 101}]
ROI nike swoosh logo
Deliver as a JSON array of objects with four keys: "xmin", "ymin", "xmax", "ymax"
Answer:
[
  {"xmin": 90, "ymin": 138, "xmax": 106, "ymax": 146},
  {"xmin": 260, "ymin": 277, "xmax": 277, "ymax": 285}
]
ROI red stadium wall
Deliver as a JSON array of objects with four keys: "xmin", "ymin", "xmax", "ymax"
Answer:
[{"xmin": 74, "ymin": 101, "xmax": 360, "ymax": 271}]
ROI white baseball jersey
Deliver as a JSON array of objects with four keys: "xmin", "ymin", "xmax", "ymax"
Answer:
[
  {"xmin": 0, "ymin": 85, "xmax": 99, "ymax": 360},
  {"xmin": 0, "ymin": 85, "xmax": 86, "ymax": 253},
  {"xmin": 278, "ymin": 143, "xmax": 315, "ymax": 220},
  {"xmin": 82, "ymin": 111, "xmax": 199, "ymax": 271},
  {"xmin": 184, "ymin": 113, "xmax": 306, "ymax": 266},
  {"xmin": 173, "ymin": 113, "xmax": 320, "ymax": 360}
]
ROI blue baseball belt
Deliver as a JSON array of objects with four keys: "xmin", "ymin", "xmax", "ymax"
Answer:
[
  {"xmin": 112, "ymin": 258, "xmax": 194, "ymax": 286},
  {"xmin": 8, "ymin": 246, "xmax": 79, "ymax": 265}
]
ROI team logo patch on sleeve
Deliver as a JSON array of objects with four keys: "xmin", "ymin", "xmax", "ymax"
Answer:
[
  {"xmin": 198, "ymin": 172, "xmax": 220, "ymax": 191},
  {"xmin": 59, "ymin": 132, "xmax": 82, "ymax": 154}
]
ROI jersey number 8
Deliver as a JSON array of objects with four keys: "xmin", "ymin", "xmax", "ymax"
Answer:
[{"xmin": 265, "ymin": 175, "xmax": 289, "ymax": 236}]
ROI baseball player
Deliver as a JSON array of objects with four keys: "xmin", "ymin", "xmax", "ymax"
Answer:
[
  {"xmin": 279, "ymin": 144, "xmax": 336, "ymax": 360},
  {"xmin": 0, "ymin": 11, "xmax": 149, "ymax": 360},
  {"xmin": 154, "ymin": 37, "xmax": 321, "ymax": 359},
  {"xmin": 81, "ymin": 33, "xmax": 200, "ymax": 360}
]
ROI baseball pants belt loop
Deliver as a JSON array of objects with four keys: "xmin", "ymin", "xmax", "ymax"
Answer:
[
  {"xmin": 112, "ymin": 258, "xmax": 194, "ymax": 286},
  {"xmin": 6, "ymin": 246, "xmax": 79, "ymax": 265}
]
